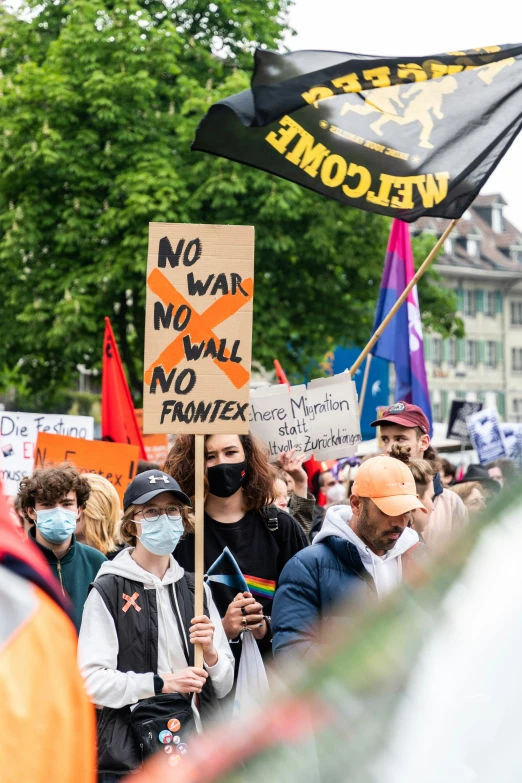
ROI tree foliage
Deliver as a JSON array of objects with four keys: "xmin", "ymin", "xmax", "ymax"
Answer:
[{"xmin": 0, "ymin": 0, "xmax": 460, "ymax": 408}]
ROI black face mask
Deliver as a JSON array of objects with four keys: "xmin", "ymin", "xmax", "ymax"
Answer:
[{"xmin": 207, "ymin": 461, "xmax": 247, "ymax": 498}]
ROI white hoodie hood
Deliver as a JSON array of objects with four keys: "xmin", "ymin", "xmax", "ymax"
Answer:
[
  {"xmin": 95, "ymin": 546, "xmax": 185, "ymax": 588},
  {"xmin": 314, "ymin": 504, "xmax": 419, "ymax": 599}
]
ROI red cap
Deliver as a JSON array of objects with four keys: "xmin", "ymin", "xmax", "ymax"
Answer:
[{"xmin": 370, "ymin": 401, "xmax": 430, "ymax": 435}]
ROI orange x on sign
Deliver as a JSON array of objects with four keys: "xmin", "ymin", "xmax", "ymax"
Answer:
[{"xmin": 144, "ymin": 268, "xmax": 253, "ymax": 391}]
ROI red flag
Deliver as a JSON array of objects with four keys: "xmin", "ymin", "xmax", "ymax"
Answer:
[
  {"xmin": 273, "ymin": 359, "xmax": 290, "ymax": 387},
  {"xmin": 102, "ymin": 317, "xmax": 146, "ymax": 459}
]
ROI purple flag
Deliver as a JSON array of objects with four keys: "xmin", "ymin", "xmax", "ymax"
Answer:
[{"xmin": 371, "ymin": 219, "xmax": 433, "ymax": 434}]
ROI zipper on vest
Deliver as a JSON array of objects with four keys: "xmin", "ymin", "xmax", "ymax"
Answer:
[{"xmin": 56, "ymin": 560, "xmax": 65, "ymax": 596}]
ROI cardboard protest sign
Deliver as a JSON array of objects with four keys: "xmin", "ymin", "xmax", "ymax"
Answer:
[
  {"xmin": 0, "ymin": 412, "xmax": 94, "ymax": 496},
  {"xmin": 249, "ymin": 374, "xmax": 361, "ymax": 461},
  {"xmin": 143, "ymin": 223, "xmax": 255, "ymax": 435},
  {"xmin": 466, "ymin": 407, "xmax": 507, "ymax": 464},
  {"xmin": 34, "ymin": 432, "xmax": 139, "ymax": 505},
  {"xmin": 135, "ymin": 408, "xmax": 170, "ymax": 465},
  {"xmin": 446, "ymin": 400, "xmax": 483, "ymax": 441}
]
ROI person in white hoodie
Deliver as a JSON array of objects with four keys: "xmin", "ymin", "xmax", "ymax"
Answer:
[
  {"xmin": 78, "ymin": 469, "xmax": 234, "ymax": 781},
  {"xmin": 272, "ymin": 456, "xmax": 427, "ymax": 659}
]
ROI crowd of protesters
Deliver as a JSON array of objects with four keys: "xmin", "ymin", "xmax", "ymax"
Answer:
[{"xmin": 2, "ymin": 399, "xmax": 519, "ymax": 780}]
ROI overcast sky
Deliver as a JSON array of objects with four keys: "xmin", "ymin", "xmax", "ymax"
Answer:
[{"xmin": 286, "ymin": 0, "xmax": 522, "ymax": 225}]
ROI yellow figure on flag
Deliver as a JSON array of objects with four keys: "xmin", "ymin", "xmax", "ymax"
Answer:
[{"xmin": 369, "ymin": 77, "xmax": 458, "ymax": 149}]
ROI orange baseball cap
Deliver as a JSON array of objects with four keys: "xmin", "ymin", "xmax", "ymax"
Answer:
[{"xmin": 352, "ymin": 455, "xmax": 427, "ymax": 516}]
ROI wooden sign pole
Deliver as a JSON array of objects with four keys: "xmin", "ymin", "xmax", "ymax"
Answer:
[
  {"xmin": 358, "ymin": 353, "xmax": 373, "ymax": 422},
  {"xmin": 194, "ymin": 434, "xmax": 205, "ymax": 669},
  {"xmin": 350, "ymin": 219, "xmax": 458, "ymax": 378}
]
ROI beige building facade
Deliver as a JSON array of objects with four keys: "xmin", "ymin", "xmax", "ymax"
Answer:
[{"xmin": 414, "ymin": 195, "xmax": 522, "ymax": 423}]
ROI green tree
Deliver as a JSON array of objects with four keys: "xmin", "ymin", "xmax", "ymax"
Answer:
[{"xmin": 0, "ymin": 0, "xmax": 459, "ymax": 409}]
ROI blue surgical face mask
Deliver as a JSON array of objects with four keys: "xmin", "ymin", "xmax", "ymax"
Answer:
[
  {"xmin": 137, "ymin": 514, "xmax": 184, "ymax": 556},
  {"xmin": 35, "ymin": 507, "xmax": 78, "ymax": 545}
]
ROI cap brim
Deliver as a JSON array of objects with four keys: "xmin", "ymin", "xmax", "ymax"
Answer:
[
  {"xmin": 370, "ymin": 414, "xmax": 418, "ymax": 429},
  {"xmin": 371, "ymin": 495, "xmax": 427, "ymax": 515},
  {"xmin": 132, "ymin": 487, "xmax": 192, "ymax": 507}
]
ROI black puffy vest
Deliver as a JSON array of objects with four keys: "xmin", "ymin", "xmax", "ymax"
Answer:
[{"xmin": 91, "ymin": 571, "xmax": 219, "ymax": 774}]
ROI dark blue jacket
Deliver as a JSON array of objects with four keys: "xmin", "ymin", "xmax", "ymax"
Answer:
[{"xmin": 272, "ymin": 535, "xmax": 376, "ymax": 659}]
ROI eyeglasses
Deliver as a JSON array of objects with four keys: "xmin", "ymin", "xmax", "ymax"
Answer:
[{"xmin": 135, "ymin": 505, "xmax": 182, "ymax": 523}]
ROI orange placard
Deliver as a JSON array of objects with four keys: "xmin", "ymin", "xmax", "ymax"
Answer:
[
  {"xmin": 34, "ymin": 432, "xmax": 139, "ymax": 505},
  {"xmin": 134, "ymin": 409, "xmax": 170, "ymax": 466}
]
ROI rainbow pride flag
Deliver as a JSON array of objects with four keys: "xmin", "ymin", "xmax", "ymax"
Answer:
[{"xmin": 244, "ymin": 574, "xmax": 276, "ymax": 600}]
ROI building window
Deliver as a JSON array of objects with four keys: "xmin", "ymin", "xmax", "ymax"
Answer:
[
  {"xmin": 511, "ymin": 301, "xmax": 522, "ymax": 325},
  {"xmin": 492, "ymin": 207, "xmax": 504, "ymax": 234},
  {"xmin": 467, "ymin": 238, "xmax": 480, "ymax": 257},
  {"xmin": 512, "ymin": 348, "xmax": 522, "ymax": 371},
  {"xmin": 513, "ymin": 398, "xmax": 522, "ymax": 423},
  {"xmin": 447, "ymin": 339, "xmax": 457, "ymax": 368},
  {"xmin": 464, "ymin": 290, "xmax": 476, "ymax": 317},
  {"xmin": 485, "ymin": 341, "xmax": 497, "ymax": 368},
  {"xmin": 484, "ymin": 291, "xmax": 495, "ymax": 317},
  {"xmin": 444, "ymin": 237, "xmax": 454, "ymax": 255},
  {"xmin": 432, "ymin": 338, "xmax": 442, "ymax": 367},
  {"xmin": 465, "ymin": 340, "xmax": 477, "ymax": 368}
]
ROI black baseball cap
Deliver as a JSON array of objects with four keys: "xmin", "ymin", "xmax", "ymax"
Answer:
[{"xmin": 123, "ymin": 470, "xmax": 191, "ymax": 511}]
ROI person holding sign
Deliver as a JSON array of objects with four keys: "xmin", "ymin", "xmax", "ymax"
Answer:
[
  {"xmin": 165, "ymin": 434, "xmax": 308, "ymax": 668},
  {"xmin": 78, "ymin": 469, "xmax": 234, "ymax": 780}
]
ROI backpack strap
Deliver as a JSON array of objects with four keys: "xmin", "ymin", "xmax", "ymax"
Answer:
[{"xmin": 261, "ymin": 504, "xmax": 280, "ymax": 532}]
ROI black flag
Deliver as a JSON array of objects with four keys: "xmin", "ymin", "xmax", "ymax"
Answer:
[{"xmin": 192, "ymin": 45, "xmax": 522, "ymax": 222}]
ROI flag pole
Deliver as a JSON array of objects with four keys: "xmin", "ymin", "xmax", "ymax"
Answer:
[
  {"xmin": 358, "ymin": 354, "xmax": 373, "ymax": 422},
  {"xmin": 350, "ymin": 219, "xmax": 458, "ymax": 377},
  {"xmin": 194, "ymin": 434, "xmax": 205, "ymax": 668}
]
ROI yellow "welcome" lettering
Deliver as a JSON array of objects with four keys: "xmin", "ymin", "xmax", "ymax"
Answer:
[{"xmin": 265, "ymin": 116, "xmax": 450, "ymax": 210}]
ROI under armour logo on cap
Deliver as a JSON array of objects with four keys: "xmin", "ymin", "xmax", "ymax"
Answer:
[
  {"xmin": 149, "ymin": 475, "xmax": 170, "ymax": 485},
  {"xmin": 388, "ymin": 402, "xmax": 406, "ymax": 413}
]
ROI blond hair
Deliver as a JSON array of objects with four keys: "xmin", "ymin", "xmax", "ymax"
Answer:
[
  {"xmin": 119, "ymin": 502, "xmax": 194, "ymax": 548},
  {"xmin": 81, "ymin": 474, "xmax": 120, "ymax": 555},
  {"xmin": 449, "ymin": 481, "xmax": 484, "ymax": 503}
]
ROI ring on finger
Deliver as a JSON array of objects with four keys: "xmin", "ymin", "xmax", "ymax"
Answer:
[
  {"xmin": 241, "ymin": 617, "xmax": 247, "ymax": 629},
  {"xmin": 241, "ymin": 606, "xmax": 248, "ymax": 616}
]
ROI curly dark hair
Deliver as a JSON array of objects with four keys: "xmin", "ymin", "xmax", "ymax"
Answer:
[
  {"xmin": 163, "ymin": 434, "xmax": 274, "ymax": 511},
  {"xmin": 18, "ymin": 463, "xmax": 91, "ymax": 512},
  {"xmin": 390, "ymin": 443, "xmax": 437, "ymax": 496}
]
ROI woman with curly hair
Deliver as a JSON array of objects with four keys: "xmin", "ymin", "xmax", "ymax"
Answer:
[
  {"xmin": 164, "ymin": 434, "xmax": 307, "ymax": 664},
  {"xmin": 18, "ymin": 463, "xmax": 106, "ymax": 630}
]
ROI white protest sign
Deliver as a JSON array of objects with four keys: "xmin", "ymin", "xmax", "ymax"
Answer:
[
  {"xmin": 249, "ymin": 374, "xmax": 361, "ymax": 461},
  {"xmin": 466, "ymin": 407, "xmax": 507, "ymax": 464},
  {"xmin": 0, "ymin": 412, "xmax": 94, "ymax": 496},
  {"xmin": 307, "ymin": 374, "xmax": 361, "ymax": 460},
  {"xmin": 501, "ymin": 423, "xmax": 522, "ymax": 459},
  {"xmin": 249, "ymin": 384, "xmax": 310, "ymax": 459}
]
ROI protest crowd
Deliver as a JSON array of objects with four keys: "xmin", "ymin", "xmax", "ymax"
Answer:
[
  {"xmin": 3, "ymin": 396, "xmax": 519, "ymax": 782},
  {"xmin": 1, "ymin": 8, "xmax": 522, "ymax": 781}
]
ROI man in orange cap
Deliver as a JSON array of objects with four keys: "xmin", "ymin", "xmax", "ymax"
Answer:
[{"xmin": 271, "ymin": 456, "xmax": 427, "ymax": 659}]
